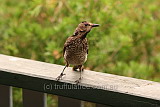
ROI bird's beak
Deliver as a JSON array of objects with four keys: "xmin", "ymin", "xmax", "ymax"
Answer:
[{"xmin": 91, "ymin": 24, "xmax": 100, "ymax": 27}]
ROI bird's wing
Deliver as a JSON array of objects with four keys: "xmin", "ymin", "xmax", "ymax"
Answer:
[
  {"xmin": 63, "ymin": 36, "xmax": 73, "ymax": 56},
  {"xmin": 87, "ymin": 44, "xmax": 89, "ymax": 54},
  {"xmin": 85, "ymin": 38, "xmax": 89, "ymax": 54}
]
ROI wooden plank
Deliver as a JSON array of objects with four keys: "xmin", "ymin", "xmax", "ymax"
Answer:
[
  {"xmin": 22, "ymin": 89, "xmax": 46, "ymax": 107},
  {"xmin": 0, "ymin": 85, "xmax": 13, "ymax": 107},
  {"xmin": 0, "ymin": 54, "xmax": 160, "ymax": 106},
  {"xmin": 58, "ymin": 96, "xmax": 81, "ymax": 107}
]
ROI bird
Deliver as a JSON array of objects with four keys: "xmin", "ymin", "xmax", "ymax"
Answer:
[{"xmin": 56, "ymin": 21, "xmax": 99, "ymax": 84}]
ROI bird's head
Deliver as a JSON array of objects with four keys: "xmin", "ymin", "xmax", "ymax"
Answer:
[{"xmin": 73, "ymin": 21, "xmax": 99, "ymax": 36}]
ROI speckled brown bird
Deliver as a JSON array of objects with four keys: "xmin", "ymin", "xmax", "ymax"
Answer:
[{"xmin": 56, "ymin": 21, "xmax": 99, "ymax": 83}]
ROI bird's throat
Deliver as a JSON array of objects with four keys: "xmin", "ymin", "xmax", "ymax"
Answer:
[{"xmin": 79, "ymin": 32, "xmax": 89, "ymax": 39}]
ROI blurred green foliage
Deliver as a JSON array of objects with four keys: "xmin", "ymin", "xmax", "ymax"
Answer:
[{"xmin": 0, "ymin": 0, "xmax": 160, "ymax": 106}]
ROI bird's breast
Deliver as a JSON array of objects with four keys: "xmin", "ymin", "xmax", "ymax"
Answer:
[{"xmin": 64, "ymin": 38, "xmax": 88, "ymax": 65}]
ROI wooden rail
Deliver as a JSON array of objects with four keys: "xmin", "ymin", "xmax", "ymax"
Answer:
[{"xmin": 0, "ymin": 54, "xmax": 160, "ymax": 107}]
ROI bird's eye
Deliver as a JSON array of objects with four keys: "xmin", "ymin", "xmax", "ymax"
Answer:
[{"xmin": 84, "ymin": 24, "xmax": 88, "ymax": 26}]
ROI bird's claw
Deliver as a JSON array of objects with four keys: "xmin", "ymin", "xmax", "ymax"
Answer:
[
  {"xmin": 75, "ymin": 77, "xmax": 82, "ymax": 84},
  {"xmin": 56, "ymin": 73, "xmax": 66, "ymax": 81}
]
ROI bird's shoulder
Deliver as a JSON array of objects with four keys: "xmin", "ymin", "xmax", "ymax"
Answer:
[
  {"xmin": 64, "ymin": 36, "xmax": 88, "ymax": 46},
  {"xmin": 63, "ymin": 36, "xmax": 76, "ymax": 55},
  {"xmin": 64, "ymin": 36, "xmax": 75, "ymax": 47},
  {"xmin": 63, "ymin": 36, "xmax": 88, "ymax": 55}
]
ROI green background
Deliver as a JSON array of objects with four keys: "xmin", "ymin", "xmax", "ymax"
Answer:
[{"xmin": 0, "ymin": 0, "xmax": 160, "ymax": 106}]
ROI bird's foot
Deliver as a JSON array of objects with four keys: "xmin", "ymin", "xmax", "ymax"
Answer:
[
  {"xmin": 56, "ymin": 73, "xmax": 66, "ymax": 81},
  {"xmin": 75, "ymin": 77, "xmax": 82, "ymax": 84}
]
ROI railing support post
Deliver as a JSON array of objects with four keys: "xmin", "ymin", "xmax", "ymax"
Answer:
[
  {"xmin": 0, "ymin": 85, "xmax": 13, "ymax": 107},
  {"xmin": 22, "ymin": 89, "xmax": 47, "ymax": 107},
  {"xmin": 58, "ymin": 96, "xmax": 81, "ymax": 107}
]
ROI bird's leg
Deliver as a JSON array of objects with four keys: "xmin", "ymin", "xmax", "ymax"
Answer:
[
  {"xmin": 75, "ymin": 65, "xmax": 83, "ymax": 84},
  {"xmin": 56, "ymin": 66, "xmax": 66, "ymax": 81},
  {"xmin": 81, "ymin": 65, "xmax": 84, "ymax": 72},
  {"xmin": 56, "ymin": 63, "xmax": 69, "ymax": 81}
]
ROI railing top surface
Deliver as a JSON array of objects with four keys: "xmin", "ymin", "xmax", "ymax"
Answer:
[{"xmin": 0, "ymin": 54, "xmax": 160, "ymax": 106}]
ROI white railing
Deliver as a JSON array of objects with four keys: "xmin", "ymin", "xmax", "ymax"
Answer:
[{"xmin": 0, "ymin": 54, "xmax": 160, "ymax": 107}]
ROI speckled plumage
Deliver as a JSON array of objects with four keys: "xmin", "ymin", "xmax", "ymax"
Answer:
[
  {"xmin": 64, "ymin": 36, "xmax": 88, "ymax": 66},
  {"xmin": 56, "ymin": 21, "xmax": 99, "ymax": 84}
]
